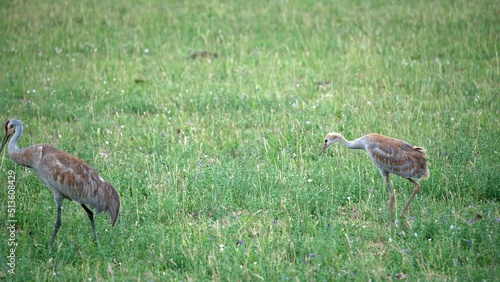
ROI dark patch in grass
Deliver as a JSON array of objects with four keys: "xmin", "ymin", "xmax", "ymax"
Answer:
[
  {"xmin": 189, "ymin": 51, "xmax": 219, "ymax": 60},
  {"xmin": 316, "ymin": 80, "xmax": 333, "ymax": 88},
  {"xmin": 134, "ymin": 78, "xmax": 147, "ymax": 84}
]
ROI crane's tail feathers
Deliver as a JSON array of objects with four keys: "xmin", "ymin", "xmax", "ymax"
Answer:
[
  {"xmin": 100, "ymin": 182, "xmax": 120, "ymax": 226},
  {"xmin": 108, "ymin": 186, "xmax": 120, "ymax": 226},
  {"xmin": 414, "ymin": 146, "xmax": 430, "ymax": 180},
  {"xmin": 414, "ymin": 146, "xmax": 429, "ymax": 158},
  {"xmin": 421, "ymin": 169, "xmax": 430, "ymax": 180}
]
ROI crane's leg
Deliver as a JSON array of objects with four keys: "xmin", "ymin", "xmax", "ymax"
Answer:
[
  {"xmin": 382, "ymin": 172, "xmax": 395, "ymax": 222},
  {"xmin": 81, "ymin": 204, "xmax": 98, "ymax": 242},
  {"xmin": 400, "ymin": 179, "xmax": 421, "ymax": 218},
  {"xmin": 50, "ymin": 198, "xmax": 64, "ymax": 247}
]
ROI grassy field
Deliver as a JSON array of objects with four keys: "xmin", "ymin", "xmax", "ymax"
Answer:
[{"xmin": 0, "ymin": 0, "xmax": 499, "ymax": 280}]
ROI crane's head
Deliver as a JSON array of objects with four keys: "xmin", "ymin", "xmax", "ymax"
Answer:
[
  {"xmin": 0, "ymin": 119, "xmax": 23, "ymax": 153},
  {"xmin": 319, "ymin": 132, "xmax": 343, "ymax": 156}
]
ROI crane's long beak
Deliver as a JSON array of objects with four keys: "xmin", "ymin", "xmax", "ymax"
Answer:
[
  {"xmin": 0, "ymin": 132, "xmax": 10, "ymax": 153},
  {"xmin": 319, "ymin": 144, "xmax": 329, "ymax": 156}
]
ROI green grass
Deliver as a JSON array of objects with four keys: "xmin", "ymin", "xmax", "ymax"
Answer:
[{"xmin": 0, "ymin": 0, "xmax": 499, "ymax": 280}]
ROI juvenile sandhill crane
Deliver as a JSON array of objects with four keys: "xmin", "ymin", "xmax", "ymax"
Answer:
[
  {"xmin": 0, "ymin": 119, "xmax": 120, "ymax": 246},
  {"xmin": 319, "ymin": 132, "xmax": 429, "ymax": 221}
]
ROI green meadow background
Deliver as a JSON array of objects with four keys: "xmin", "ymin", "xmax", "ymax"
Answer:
[{"xmin": 0, "ymin": 0, "xmax": 498, "ymax": 280}]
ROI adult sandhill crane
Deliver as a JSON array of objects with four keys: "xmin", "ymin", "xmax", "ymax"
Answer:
[
  {"xmin": 0, "ymin": 119, "xmax": 120, "ymax": 246},
  {"xmin": 319, "ymin": 132, "xmax": 429, "ymax": 221}
]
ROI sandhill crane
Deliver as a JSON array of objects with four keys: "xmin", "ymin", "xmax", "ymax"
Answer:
[
  {"xmin": 0, "ymin": 119, "xmax": 120, "ymax": 246},
  {"xmin": 319, "ymin": 132, "xmax": 429, "ymax": 221}
]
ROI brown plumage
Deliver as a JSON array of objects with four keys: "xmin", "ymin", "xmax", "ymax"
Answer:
[
  {"xmin": 0, "ymin": 119, "xmax": 120, "ymax": 246},
  {"xmin": 319, "ymin": 132, "xmax": 429, "ymax": 221}
]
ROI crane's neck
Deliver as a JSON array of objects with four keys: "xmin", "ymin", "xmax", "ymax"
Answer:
[
  {"xmin": 8, "ymin": 125, "xmax": 23, "ymax": 154},
  {"xmin": 6, "ymin": 123, "xmax": 39, "ymax": 169},
  {"xmin": 340, "ymin": 135, "xmax": 366, "ymax": 150}
]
